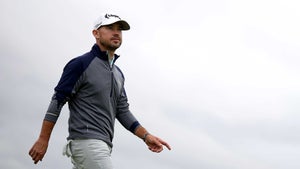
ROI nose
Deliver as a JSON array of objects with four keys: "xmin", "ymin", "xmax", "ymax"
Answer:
[{"xmin": 112, "ymin": 29, "xmax": 121, "ymax": 37}]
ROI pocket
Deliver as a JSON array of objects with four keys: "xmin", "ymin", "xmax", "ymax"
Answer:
[{"xmin": 62, "ymin": 140, "xmax": 73, "ymax": 157}]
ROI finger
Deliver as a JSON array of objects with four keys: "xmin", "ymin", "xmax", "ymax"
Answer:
[
  {"xmin": 33, "ymin": 154, "xmax": 43, "ymax": 164},
  {"xmin": 152, "ymin": 138, "xmax": 163, "ymax": 147},
  {"xmin": 29, "ymin": 145, "xmax": 38, "ymax": 159},
  {"xmin": 34, "ymin": 158, "xmax": 43, "ymax": 164},
  {"xmin": 155, "ymin": 147, "xmax": 163, "ymax": 153},
  {"xmin": 152, "ymin": 143, "xmax": 164, "ymax": 152},
  {"xmin": 32, "ymin": 153, "xmax": 39, "ymax": 164},
  {"xmin": 149, "ymin": 146, "xmax": 162, "ymax": 153},
  {"xmin": 29, "ymin": 147, "xmax": 35, "ymax": 156},
  {"xmin": 30, "ymin": 150, "xmax": 43, "ymax": 164},
  {"xmin": 30, "ymin": 150, "xmax": 36, "ymax": 160},
  {"xmin": 163, "ymin": 142, "xmax": 171, "ymax": 150},
  {"xmin": 34, "ymin": 159, "xmax": 40, "ymax": 164},
  {"xmin": 157, "ymin": 138, "xmax": 171, "ymax": 150}
]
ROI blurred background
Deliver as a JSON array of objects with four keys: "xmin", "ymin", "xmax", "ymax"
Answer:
[{"xmin": 1, "ymin": 0, "xmax": 300, "ymax": 168}]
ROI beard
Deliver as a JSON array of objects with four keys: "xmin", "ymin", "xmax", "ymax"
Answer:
[{"xmin": 99, "ymin": 37, "xmax": 122, "ymax": 51}]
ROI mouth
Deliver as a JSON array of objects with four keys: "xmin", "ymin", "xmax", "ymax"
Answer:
[
  {"xmin": 111, "ymin": 38, "xmax": 120, "ymax": 41},
  {"xmin": 111, "ymin": 38, "xmax": 121, "ymax": 44},
  {"xmin": 111, "ymin": 35, "xmax": 120, "ymax": 40}
]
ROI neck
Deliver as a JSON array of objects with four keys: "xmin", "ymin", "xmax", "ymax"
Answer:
[
  {"xmin": 107, "ymin": 51, "xmax": 114, "ymax": 60},
  {"xmin": 97, "ymin": 42, "xmax": 115, "ymax": 60}
]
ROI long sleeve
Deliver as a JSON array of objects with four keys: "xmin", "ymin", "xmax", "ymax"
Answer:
[
  {"xmin": 116, "ymin": 87, "xmax": 140, "ymax": 133},
  {"xmin": 44, "ymin": 57, "xmax": 85, "ymax": 123}
]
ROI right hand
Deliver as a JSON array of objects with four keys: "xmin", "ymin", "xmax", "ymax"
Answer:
[
  {"xmin": 29, "ymin": 138, "xmax": 49, "ymax": 164},
  {"xmin": 144, "ymin": 134, "xmax": 171, "ymax": 153}
]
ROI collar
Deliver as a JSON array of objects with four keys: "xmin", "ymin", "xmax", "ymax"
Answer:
[{"xmin": 91, "ymin": 44, "xmax": 120, "ymax": 62}]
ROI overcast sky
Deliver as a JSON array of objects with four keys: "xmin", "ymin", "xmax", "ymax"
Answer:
[{"xmin": 1, "ymin": 0, "xmax": 300, "ymax": 169}]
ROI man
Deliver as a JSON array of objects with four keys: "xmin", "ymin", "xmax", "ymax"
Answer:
[{"xmin": 29, "ymin": 13, "xmax": 171, "ymax": 169}]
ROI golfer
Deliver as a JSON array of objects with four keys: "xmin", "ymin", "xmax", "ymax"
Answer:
[{"xmin": 29, "ymin": 13, "xmax": 171, "ymax": 169}]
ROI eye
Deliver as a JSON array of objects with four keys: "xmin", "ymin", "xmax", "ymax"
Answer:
[
  {"xmin": 117, "ymin": 24, "xmax": 123, "ymax": 30},
  {"xmin": 107, "ymin": 25, "xmax": 114, "ymax": 30}
]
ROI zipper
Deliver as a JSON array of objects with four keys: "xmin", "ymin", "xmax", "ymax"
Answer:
[
  {"xmin": 107, "ymin": 52, "xmax": 115, "ymax": 98},
  {"xmin": 110, "ymin": 69, "xmax": 113, "ymax": 97},
  {"xmin": 109, "ymin": 60, "xmax": 114, "ymax": 97}
]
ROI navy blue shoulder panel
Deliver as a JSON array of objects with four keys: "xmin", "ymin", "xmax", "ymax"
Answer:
[{"xmin": 54, "ymin": 52, "xmax": 96, "ymax": 103}]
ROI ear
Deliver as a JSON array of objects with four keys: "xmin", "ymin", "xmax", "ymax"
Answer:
[{"xmin": 92, "ymin": 29, "xmax": 100, "ymax": 38}]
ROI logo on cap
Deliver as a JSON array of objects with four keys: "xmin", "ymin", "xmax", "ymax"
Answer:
[{"xmin": 105, "ymin": 14, "xmax": 121, "ymax": 20}]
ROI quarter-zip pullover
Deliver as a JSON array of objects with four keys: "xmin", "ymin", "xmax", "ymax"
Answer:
[{"xmin": 44, "ymin": 44, "xmax": 140, "ymax": 147}]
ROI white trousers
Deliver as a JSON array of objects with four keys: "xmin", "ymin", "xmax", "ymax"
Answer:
[{"xmin": 63, "ymin": 139, "xmax": 113, "ymax": 169}]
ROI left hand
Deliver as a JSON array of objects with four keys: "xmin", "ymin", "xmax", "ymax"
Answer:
[
  {"xmin": 29, "ymin": 138, "xmax": 49, "ymax": 164},
  {"xmin": 144, "ymin": 134, "xmax": 171, "ymax": 153}
]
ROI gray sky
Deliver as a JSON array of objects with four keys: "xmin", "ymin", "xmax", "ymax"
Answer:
[{"xmin": 1, "ymin": 0, "xmax": 300, "ymax": 168}]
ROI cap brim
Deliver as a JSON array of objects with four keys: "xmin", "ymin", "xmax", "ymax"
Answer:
[
  {"xmin": 100, "ymin": 20, "xmax": 130, "ymax": 30},
  {"xmin": 117, "ymin": 20, "xmax": 130, "ymax": 30}
]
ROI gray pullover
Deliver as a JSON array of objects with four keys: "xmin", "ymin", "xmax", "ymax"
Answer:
[{"xmin": 44, "ymin": 44, "xmax": 140, "ymax": 147}]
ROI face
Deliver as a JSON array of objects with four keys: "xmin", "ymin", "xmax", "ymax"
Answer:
[{"xmin": 93, "ymin": 23, "xmax": 123, "ymax": 51}]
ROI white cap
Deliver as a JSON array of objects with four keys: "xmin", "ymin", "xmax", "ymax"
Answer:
[{"xmin": 93, "ymin": 13, "xmax": 130, "ymax": 30}]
